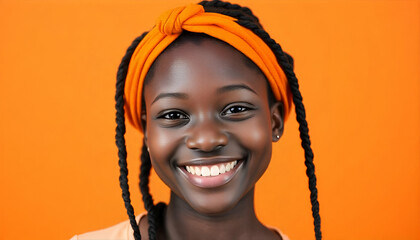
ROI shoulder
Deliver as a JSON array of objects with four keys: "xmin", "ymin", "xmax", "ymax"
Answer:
[
  {"xmin": 269, "ymin": 226, "xmax": 291, "ymax": 240},
  {"xmin": 70, "ymin": 213, "xmax": 146, "ymax": 240}
]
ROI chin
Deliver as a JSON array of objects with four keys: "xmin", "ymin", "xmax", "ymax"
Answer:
[
  {"xmin": 180, "ymin": 181, "xmax": 253, "ymax": 217},
  {"xmin": 188, "ymin": 197, "xmax": 238, "ymax": 215}
]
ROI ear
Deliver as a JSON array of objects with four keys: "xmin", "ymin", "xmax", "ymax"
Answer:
[{"xmin": 270, "ymin": 101, "xmax": 284, "ymax": 142}]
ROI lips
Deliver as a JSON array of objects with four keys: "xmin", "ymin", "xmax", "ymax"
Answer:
[{"xmin": 177, "ymin": 158, "xmax": 244, "ymax": 188}]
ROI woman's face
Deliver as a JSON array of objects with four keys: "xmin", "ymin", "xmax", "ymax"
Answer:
[{"xmin": 142, "ymin": 37, "xmax": 283, "ymax": 215}]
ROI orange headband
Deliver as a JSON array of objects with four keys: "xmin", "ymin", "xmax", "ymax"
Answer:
[{"xmin": 124, "ymin": 4, "xmax": 292, "ymax": 131}]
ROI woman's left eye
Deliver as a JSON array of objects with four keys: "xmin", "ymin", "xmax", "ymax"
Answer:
[
  {"xmin": 221, "ymin": 104, "xmax": 256, "ymax": 118},
  {"xmin": 221, "ymin": 106, "xmax": 249, "ymax": 115}
]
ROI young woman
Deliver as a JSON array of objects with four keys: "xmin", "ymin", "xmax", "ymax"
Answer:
[{"xmin": 71, "ymin": 1, "xmax": 321, "ymax": 239}]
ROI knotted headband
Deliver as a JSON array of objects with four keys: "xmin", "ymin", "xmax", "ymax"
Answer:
[{"xmin": 124, "ymin": 4, "xmax": 293, "ymax": 131}]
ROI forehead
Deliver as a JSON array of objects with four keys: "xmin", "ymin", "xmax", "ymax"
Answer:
[{"xmin": 143, "ymin": 37, "xmax": 269, "ymax": 102}]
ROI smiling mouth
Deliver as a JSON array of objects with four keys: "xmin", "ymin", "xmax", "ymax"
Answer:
[{"xmin": 178, "ymin": 159, "xmax": 244, "ymax": 188}]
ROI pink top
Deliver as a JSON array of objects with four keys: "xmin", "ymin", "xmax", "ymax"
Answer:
[{"xmin": 71, "ymin": 213, "xmax": 290, "ymax": 240}]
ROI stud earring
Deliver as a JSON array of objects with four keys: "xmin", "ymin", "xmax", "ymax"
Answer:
[{"xmin": 276, "ymin": 135, "xmax": 280, "ymax": 139}]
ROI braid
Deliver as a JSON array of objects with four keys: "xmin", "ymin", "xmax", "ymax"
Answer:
[
  {"xmin": 201, "ymin": 1, "xmax": 322, "ymax": 239},
  {"xmin": 139, "ymin": 141, "xmax": 165, "ymax": 240},
  {"xmin": 244, "ymin": 22, "xmax": 322, "ymax": 240},
  {"xmin": 115, "ymin": 32, "xmax": 148, "ymax": 240},
  {"xmin": 116, "ymin": 33, "xmax": 166, "ymax": 240},
  {"xmin": 273, "ymin": 44, "xmax": 322, "ymax": 240}
]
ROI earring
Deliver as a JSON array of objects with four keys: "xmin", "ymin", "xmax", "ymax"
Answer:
[{"xmin": 276, "ymin": 135, "xmax": 280, "ymax": 139}]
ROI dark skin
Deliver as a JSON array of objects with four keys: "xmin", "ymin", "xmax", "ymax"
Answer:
[{"xmin": 139, "ymin": 37, "xmax": 284, "ymax": 240}]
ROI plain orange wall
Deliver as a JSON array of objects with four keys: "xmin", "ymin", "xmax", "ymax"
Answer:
[{"xmin": 1, "ymin": 0, "xmax": 419, "ymax": 239}]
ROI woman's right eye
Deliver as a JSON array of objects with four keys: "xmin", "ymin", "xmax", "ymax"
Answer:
[
  {"xmin": 159, "ymin": 111, "xmax": 188, "ymax": 120},
  {"xmin": 155, "ymin": 110, "xmax": 189, "ymax": 126},
  {"xmin": 155, "ymin": 110, "xmax": 189, "ymax": 127}
]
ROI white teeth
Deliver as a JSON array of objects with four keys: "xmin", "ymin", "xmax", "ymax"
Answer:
[
  {"xmin": 185, "ymin": 160, "xmax": 238, "ymax": 177},
  {"xmin": 210, "ymin": 166, "xmax": 219, "ymax": 176},
  {"xmin": 195, "ymin": 167, "xmax": 201, "ymax": 176},
  {"xmin": 226, "ymin": 163, "xmax": 231, "ymax": 171},
  {"xmin": 219, "ymin": 164, "xmax": 226, "ymax": 174},
  {"xmin": 201, "ymin": 167, "xmax": 210, "ymax": 176}
]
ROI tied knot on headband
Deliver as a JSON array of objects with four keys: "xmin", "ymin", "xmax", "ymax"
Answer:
[{"xmin": 157, "ymin": 4, "xmax": 204, "ymax": 35}]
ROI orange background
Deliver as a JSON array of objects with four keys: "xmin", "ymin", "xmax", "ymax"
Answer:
[{"xmin": 1, "ymin": 0, "xmax": 419, "ymax": 239}]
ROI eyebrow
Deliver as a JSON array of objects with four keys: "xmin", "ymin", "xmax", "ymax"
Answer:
[
  {"xmin": 152, "ymin": 92, "xmax": 189, "ymax": 104},
  {"xmin": 216, "ymin": 84, "xmax": 257, "ymax": 95}
]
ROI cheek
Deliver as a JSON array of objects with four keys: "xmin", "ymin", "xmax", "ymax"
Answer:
[
  {"xmin": 239, "ymin": 113, "xmax": 272, "ymax": 153},
  {"xmin": 146, "ymin": 115, "xmax": 183, "ymax": 162},
  {"xmin": 147, "ymin": 128, "xmax": 174, "ymax": 162},
  {"xmin": 236, "ymin": 112, "xmax": 273, "ymax": 178},
  {"xmin": 146, "ymin": 125, "xmax": 181, "ymax": 186}
]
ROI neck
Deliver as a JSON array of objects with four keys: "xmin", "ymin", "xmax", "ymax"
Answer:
[{"xmin": 161, "ymin": 187, "xmax": 278, "ymax": 240}]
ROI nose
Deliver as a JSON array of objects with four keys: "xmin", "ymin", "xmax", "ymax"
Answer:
[{"xmin": 185, "ymin": 120, "xmax": 228, "ymax": 152}]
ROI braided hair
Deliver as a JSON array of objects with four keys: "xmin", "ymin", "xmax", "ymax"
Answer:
[{"xmin": 115, "ymin": 1, "xmax": 321, "ymax": 239}]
